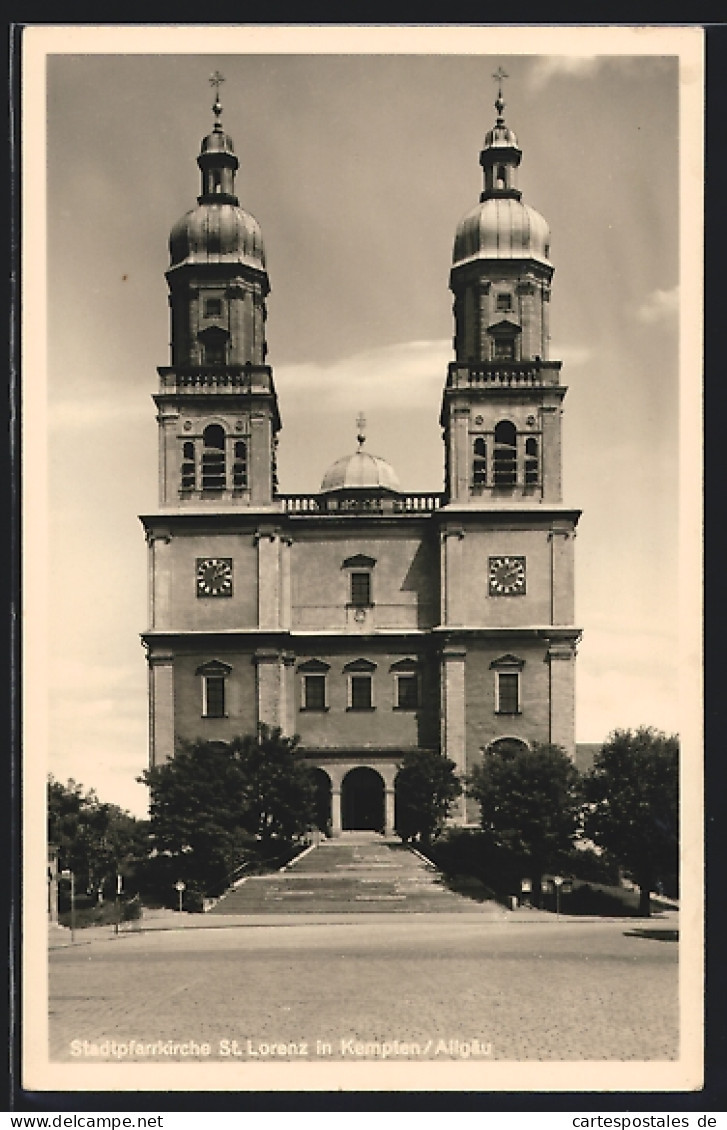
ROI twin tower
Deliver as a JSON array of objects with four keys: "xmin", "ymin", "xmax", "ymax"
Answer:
[{"xmin": 140, "ymin": 82, "xmax": 581, "ymax": 833}]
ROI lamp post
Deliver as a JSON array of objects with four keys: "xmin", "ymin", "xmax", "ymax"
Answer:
[
  {"xmin": 174, "ymin": 880, "xmax": 185, "ymax": 913},
  {"xmin": 60, "ymin": 869, "xmax": 75, "ymax": 942},
  {"xmin": 553, "ymin": 874, "xmax": 563, "ymax": 917}
]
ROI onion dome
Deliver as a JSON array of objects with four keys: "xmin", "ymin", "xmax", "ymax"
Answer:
[
  {"xmin": 453, "ymin": 198, "xmax": 551, "ymax": 266},
  {"xmin": 319, "ymin": 417, "xmax": 400, "ymax": 494},
  {"xmin": 452, "ymin": 71, "xmax": 551, "ymax": 268},
  {"xmin": 168, "ymin": 77, "xmax": 266, "ymax": 271},
  {"xmin": 169, "ymin": 205, "xmax": 265, "ymax": 269}
]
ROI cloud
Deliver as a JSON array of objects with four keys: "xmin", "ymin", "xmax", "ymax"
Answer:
[
  {"xmin": 275, "ymin": 340, "xmax": 451, "ymax": 414},
  {"xmin": 636, "ymin": 286, "xmax": 679, "ymax": 325},
  {"xmin": 529, "ymin": 57, "xmax": 603, "ymax": 89}
]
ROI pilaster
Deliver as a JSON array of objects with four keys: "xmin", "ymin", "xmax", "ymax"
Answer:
[
  {"xmin": 256, "ymin": 528, "xmax": 280, "ymax": 629},
  {"xmin": 547, "ymin": 640, "xmax": 577, "ymax": 759},
  {"xmin": 148, "ymin": 651, "xmax": 174, "ymax": 767},
  {"xmin": 440, "ymin": 642, "xmax": 467, "ymax": 824}
]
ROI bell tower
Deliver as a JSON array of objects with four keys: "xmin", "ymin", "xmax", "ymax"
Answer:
[
  {"xmin": 437, "ymin": 73, "xmax": 581, "ymax": 785},
  {"xmin": 441, "ymin": 70, "xmax": 566, "ymax": 506},
  {"xmin": 155, "ymin": 73, "xmax": 281, "ymax": 508}
]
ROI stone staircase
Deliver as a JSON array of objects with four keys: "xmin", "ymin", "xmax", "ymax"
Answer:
[{"xmin": 208, "ymin": 832, "xmax": 502, "ymax": 915}]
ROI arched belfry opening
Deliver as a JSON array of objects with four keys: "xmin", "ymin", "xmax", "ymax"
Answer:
[{"xmin": 341, "ymin": 767, "xmax": 385, "ymax": 832}]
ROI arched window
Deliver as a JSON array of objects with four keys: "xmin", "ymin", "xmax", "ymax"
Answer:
[
  {"xmin": 493, "ymin": 421, "xmax": 517, "ymax": 486},
  {"xmin": 181, "ymin": 440, "xmax": 195, "ymax": 490},
  {"xmin": 233, "ymin": 439, "xmax": 248, "ymax": 489},
  {"xmin": 525, "ymin": 437, "xmax": 539, "ymax": 485},
  {"xmin": 202, "ymin": 425, "xmax": 226, "ymax": 491},
  {"xmin": 473, "ymin": 437, "xmax": 487, "ymax": 486}
]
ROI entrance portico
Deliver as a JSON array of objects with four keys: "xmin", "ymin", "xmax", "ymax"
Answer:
[{"xmin": 308, "ymin": 759, "xmax": 398, "ymax": 837}]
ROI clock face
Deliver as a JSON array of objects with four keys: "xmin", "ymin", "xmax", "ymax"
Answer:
[
  {"xmin": 196, "ymin": 557, "xmax": 233, "ymax": 598},
  {"xmin": 488, "ymin": 555, "xmax": 526, "ymax": 596}
]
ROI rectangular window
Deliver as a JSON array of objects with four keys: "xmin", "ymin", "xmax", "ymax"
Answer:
[
  {"xmin": 496, "ymin": 672, "xmax": 520, "ymax": 715},
  {"xmin": 350, "ymin": 571, "xmax": 372, "ymax": 606},
  {"xmin": 496, "ymin": 293, "xmax": 512, "ymax": 311},
  {"xmin": 303, "ymin": 674, "xmax": 327, "ymax": 711},
  {"xmin": 350, "ymin": 674, "xmax": 373, "ymax": 710},
  {"xmin": 204, "ymin": 341, "xmax": 226, "ymax": 365},
  {"xmin": 205, "ymin": 297, "xmax": 223, "ymax": 317},
  {"xmin": 494, "ymin": 338, "xmax": 515, "ymax": 360},
  {"xmin": 203, "ymin": 676, "xmax": 226, "ymax": 718},
  {"xmin": 395, "ymin": 674, "xmax": 419, "ymax": 710}
]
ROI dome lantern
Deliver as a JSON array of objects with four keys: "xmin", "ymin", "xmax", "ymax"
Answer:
[{"xmin": 479, "ymin": 67, "xmax": 523, "ymax": 202}]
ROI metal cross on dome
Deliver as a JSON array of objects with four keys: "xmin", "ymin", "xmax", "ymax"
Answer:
[
  {"xmin": 209, "ymin": 70, "xmax": 225, "ymax": 118},
  {"xmin": 492, "ymin": 66, "xmax": 508, "ymax": 120},
  {"xmin": 492, "ymin": 66, "xmax": 509, "ymax": 94},
  {"xmin": 356, "ymin": 412, "xmax": 367, "ymax": 447}
]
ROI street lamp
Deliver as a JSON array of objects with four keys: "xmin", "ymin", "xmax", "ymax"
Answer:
[{"xmin": 60, "ymin": 869, "xmax": 75, "ymax": 942}]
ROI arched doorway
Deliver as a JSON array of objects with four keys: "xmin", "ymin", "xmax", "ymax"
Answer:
[
  {"xmin": 310, "ymin": 768, "xmax": 332, "ymax": 834},
  {"xmin": 341, "ymin": 767, "xmax": 385, "ymax": 832}
]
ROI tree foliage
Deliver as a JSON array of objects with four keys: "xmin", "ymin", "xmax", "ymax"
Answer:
[
  {"xmin": 138, "ymin": 725, "xmax": 316, "ymax": 895},
  {"xmin": 468, "ymin": 741, "xmax": 582, "ymax": 888},
  {"xmin": 395, "ymin": 749, "xmax": 462, "ymax": 845},
  {"xmin": 585, "ymin": 727, "xmax": 679, "ymax": 915},
  {"xmin": 47, "ymin": 777, "xmax": 147, "ymax": 895}
]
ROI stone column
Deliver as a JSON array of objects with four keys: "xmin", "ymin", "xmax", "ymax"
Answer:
[
  {"xmin": 148, "ymin": 651, "xmax": 174, "ymax": 766},
  {"xmin": 331, "ymin": 789, "xmax": 342, "ymax": 836},
  {"xmin": 385, "ymin": 788, "xmax": 396, "ymax": 837},
  {"xmin": 440, "ymin": 642, "xmax": 467, "ymax": 824}
]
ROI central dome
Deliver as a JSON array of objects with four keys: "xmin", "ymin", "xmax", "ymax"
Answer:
[
  {"xmin": 320, "ymin": 449, "xmax": 400, "ymax": 494},
  {"xmin": 453, "ymin": 196, "xmax": 551, "ymax": 267}
]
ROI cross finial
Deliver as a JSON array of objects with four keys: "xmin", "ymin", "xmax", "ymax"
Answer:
[
  {"xmin": 356, "ymin": 412, "xmax": 367, "ymax": 448},
  {"xmin": 209, "ymin": 70, "xmax": 225, "ymax": 121},
  {"xmin": 492, "ymin": 66, "xmax": 508, "ymax": 120}
]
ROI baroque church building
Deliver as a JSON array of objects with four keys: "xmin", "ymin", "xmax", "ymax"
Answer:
[{"xmin": 140, "ymin": 81, "xmax": 582, "ymax": 833}]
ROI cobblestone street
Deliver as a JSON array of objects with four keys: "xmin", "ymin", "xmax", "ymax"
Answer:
[{"xmin": 48, "ymin": 914, "xmax": 679, "ymax": 1066}]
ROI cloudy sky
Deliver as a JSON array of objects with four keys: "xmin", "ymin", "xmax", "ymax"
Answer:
[{"xmin": 24, "ymin": 26, "xmax": 702, "ymax": 817}]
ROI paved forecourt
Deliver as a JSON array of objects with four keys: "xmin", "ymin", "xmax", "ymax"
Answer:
[{"xmin": 49, "ymin": 913, "xmax": 679, "ymax": 1064}]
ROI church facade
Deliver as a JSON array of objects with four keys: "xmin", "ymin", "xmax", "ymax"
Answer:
[{"xmin": 140, "ymin": 82, "xmax": 582, "ymax": 833}]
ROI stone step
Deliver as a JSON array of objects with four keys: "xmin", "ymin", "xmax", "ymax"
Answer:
[{"xmin": 209, "ymin": 837, "xmax": 498, "ymax": 916}]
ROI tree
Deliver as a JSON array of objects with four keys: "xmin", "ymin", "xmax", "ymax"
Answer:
[
  {"xmin": 395, "ymin": 749, "xmax": 462, "ymax": 846},
  {"xmin": 47, "ymin": 777, "xmax": 148, "ymax": 897},
  {"xmin": 468, "ymin": 741, "xmax": 582, "ymax": 894},
  {"xmin": 585, "ymin": 727, "xmax": 679, "ymax": 916},
  {"xmin": 139, "ymin": 724, "xmax": 316, "ymax": 895}
]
